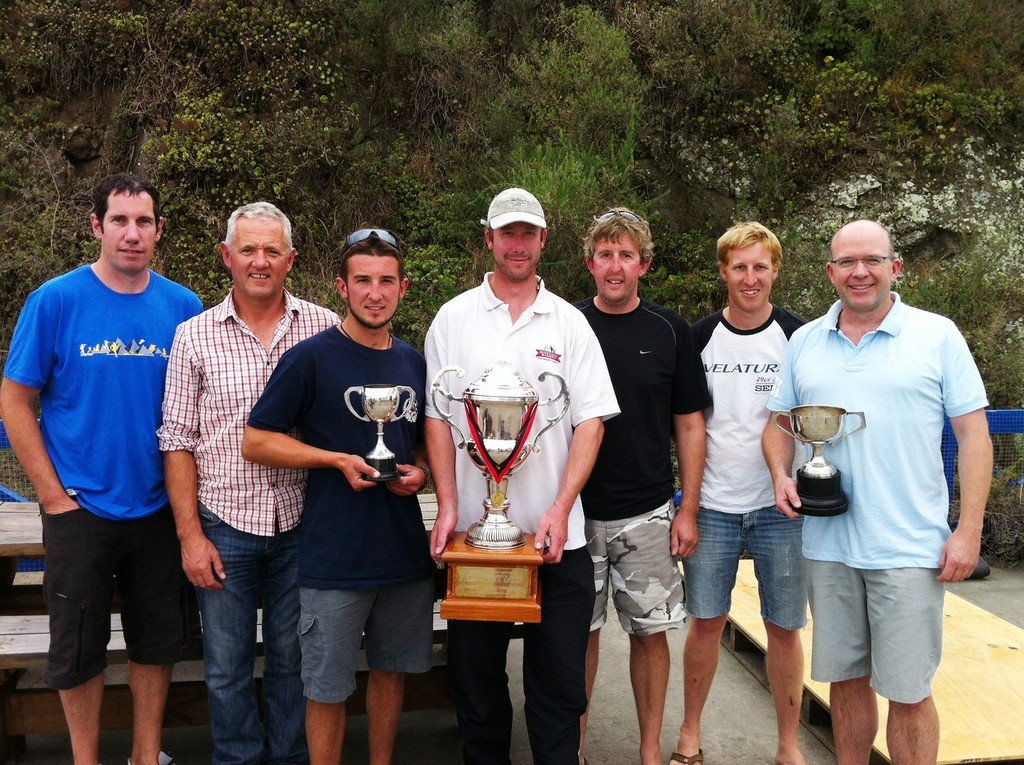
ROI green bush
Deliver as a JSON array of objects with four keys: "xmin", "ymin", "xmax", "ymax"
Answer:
[
  {"xmin": 899, "ymin": 239, "xmax": 1024, "ymax": 409},
  {"xmin": 510, "ymin": 7, "xmax": 647, "ymax": 155}
]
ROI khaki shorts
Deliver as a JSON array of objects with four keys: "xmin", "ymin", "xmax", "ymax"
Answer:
[{"xmin": 806, "ymin": 560, "xmax": 943, "ymax": 703}]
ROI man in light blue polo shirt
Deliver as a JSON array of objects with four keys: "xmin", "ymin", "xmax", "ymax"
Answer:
[{"xmin": 762, "ymin": 219, "xmax": 992, "ymax": 765}]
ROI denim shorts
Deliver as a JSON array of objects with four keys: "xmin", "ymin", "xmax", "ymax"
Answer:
[
  {"xmin": 297, "ymin": 577, "xmax": 434, "ymax": 703},
  {"xmin": 586, "ymin": 501, "xmax": 685, "ymax": 636},
  {"xmin": 682, "ymin": 505, "xmax": 807, "ymax": 630},
  {"xmin": 806, "ymin": 560, "xmax": 943, "ymax": 703}
]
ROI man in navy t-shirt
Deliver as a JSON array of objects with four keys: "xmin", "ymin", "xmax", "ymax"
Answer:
[{"xmin": 243, "ymin": 229, "xmax": 434, "ymax": 765}]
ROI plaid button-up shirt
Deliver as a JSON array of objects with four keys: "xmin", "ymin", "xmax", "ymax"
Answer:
[{"xmin": 158, "ymin": 290, "xmax": 338, "ymax": 536}]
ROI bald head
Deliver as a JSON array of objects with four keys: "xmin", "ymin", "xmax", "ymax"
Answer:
[{"xmin": 830, "ymin": 220, "xmax": 894, "ymax": 260}]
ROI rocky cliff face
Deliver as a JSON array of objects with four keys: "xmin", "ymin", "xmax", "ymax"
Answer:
[{"xmin": 669, "ymin": 131, "xmax": 1024, "ymax": 408}]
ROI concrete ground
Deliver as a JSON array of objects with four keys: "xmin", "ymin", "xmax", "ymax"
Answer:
[{"xmin": 13, "ymin": 561, "xmax": 1023, "ymax": 764}]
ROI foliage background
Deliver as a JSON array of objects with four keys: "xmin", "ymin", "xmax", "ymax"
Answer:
[{"xmin": 3, "ymin": 0, "xmax": 1024, "ymax": 553}]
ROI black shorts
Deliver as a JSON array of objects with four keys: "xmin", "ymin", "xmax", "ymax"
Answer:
[{"xmin": 41, "ymin": 505, "xmax": 200, "ymax": 690}]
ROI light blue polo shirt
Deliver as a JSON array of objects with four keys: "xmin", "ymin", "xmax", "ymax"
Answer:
[{"xmin": 768, "ymin": 293, "xmax": 988, "ymax": 569}]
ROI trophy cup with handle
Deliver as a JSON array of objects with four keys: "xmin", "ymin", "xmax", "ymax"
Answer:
[
  {"xmin": 771, "ymin": 404, "xmax": 866, "ymax": 516},
  {"xmin": 430, "ymin": 358, "xmax": 569, "ymax": 621},
  {"xmin": 343, "ymin": 384, "xmax": 417, "ymax": 482}
]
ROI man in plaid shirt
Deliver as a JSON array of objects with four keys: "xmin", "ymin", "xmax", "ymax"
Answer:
[{"xmin": 158, "ymin": 202, "xmax": 337, "ymax": 765}]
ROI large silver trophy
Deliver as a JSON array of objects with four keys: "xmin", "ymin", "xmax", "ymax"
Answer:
[
  {"xmin": 343, "ymin": 384, "xmax": 417, "ymax": 481},
  {"xmin": 431, "ymin": 358, "xmax": 569, "ymax": 549},
  {"xmin": 771, "ymin": 404, "xmax": 866, "ymax": 516}
]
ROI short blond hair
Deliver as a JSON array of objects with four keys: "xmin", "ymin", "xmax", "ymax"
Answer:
[{"xmin": 716, "ymin": 222, "xmax": 782, "ymax": 269}]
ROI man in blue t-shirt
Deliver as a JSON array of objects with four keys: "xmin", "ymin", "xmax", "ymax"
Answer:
[
  {"xmin": 1, "ymin": 173, "xmax": 203, "ymax": 765},
  {"xmin": 763, "ymin": 219, "xmax": 992, "ymax": 765},
  {"xmin": 242, "ymin": 229, "xmax": 434, "ymax": 765}
]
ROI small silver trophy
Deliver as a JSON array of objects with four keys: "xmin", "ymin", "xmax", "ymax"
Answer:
[
  {"xmin": 771, "ymin": 404, "xmax": 866, "ymax": 516},
  {"xmin": 431, "ymin": 358, "xmax": 569, "ymax": 549},
  {"xmin": 343, "ymin": 384, "xmax": 417, "ymax": 481}
]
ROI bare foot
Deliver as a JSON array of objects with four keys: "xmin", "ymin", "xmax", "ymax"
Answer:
[{"xmin": 775, "ymin": 743, "xmax": 808, "ymax": 765}]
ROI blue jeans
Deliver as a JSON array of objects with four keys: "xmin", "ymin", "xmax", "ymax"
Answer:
[
  {"xmin": 682, "ymin": 505, "xmax": 807, "ymax": 630},
  {"xmin": 197, "ymin": 506, "xmax": 307, "ymax": 765}
]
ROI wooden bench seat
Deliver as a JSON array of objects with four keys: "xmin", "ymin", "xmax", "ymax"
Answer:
[
  {"xmin": 0, "ymin": 606, "xmax": 452, "ymax": 761},
  {"xmin": 0, "ymin": 494, "xmax": 485, "ymax": 761}
]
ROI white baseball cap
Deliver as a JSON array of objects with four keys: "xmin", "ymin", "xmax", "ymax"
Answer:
[{"xmin": 483, "ymin": 188, "xmax": 547, "ymax": 230}]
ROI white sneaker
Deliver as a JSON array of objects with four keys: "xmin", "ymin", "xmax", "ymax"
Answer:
[{"xmin": 125, "ymin": 752, "xmax": 174, "ymax": 765}]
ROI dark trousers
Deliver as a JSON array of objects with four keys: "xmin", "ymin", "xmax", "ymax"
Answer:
[{"xmin": 447, "ymin": 546, "xmax": 596, "ymax": 765}]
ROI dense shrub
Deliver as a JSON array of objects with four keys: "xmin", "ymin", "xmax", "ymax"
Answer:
[{"xmin": 0, "ymin": 0, "xmax": 1022, "ymax": 426}]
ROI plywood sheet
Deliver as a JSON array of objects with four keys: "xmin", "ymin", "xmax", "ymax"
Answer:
[{"xmin": 726, "ymin": 559, "xmax": 1024, "ymax": 764}]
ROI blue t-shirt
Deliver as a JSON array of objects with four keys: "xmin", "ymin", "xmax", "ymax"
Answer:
[
  {"xmin": 247, "ymin": 327, "xmax": 434, "ymax": 590},
  {"xmin": 768, "ymin": 294, "xmax": 988, "ymax": 568},
  {"xmin": 4, "ymin": 265, "xmax": 203, "ymax": 520}
]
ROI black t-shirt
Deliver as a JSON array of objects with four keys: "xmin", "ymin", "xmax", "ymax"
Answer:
[{"xmin": 575, "ymin": 299, "xmax": 710, "ymax": 521}]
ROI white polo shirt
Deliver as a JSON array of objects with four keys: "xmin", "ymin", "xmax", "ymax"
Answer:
[{"xmin": 425, "ymin": 274, "xmax": 619, "ymax": 549}]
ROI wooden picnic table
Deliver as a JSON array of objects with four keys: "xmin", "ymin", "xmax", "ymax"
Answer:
[
  {"xmin": 1, "ymin": 496, "xmax": 437, "ymax": 560},
  {"xmin": 0, "ymin": 502, "xmax": 43, "ymax": 558},
  {"xmin": 0, "ymin": 493, "xmax": 447, "ymax": 761},
  {"xmin": 0, "ymin": 496, "xmax": 440, "ymax": 592}
]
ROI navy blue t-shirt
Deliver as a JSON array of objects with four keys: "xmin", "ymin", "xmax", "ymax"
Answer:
[{"xmin": 247, "ymin": 327, "xmax": 433, "ymax": 589}]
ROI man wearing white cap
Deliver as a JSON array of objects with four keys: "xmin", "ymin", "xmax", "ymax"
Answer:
[{"xmin": 425, "ymin": 188, "xmax": 620, "ymax": 764}]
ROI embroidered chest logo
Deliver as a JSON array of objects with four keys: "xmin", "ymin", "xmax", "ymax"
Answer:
[{"xmin": 535, "ymin": 346, "xmax": 562, "ymax": 363}]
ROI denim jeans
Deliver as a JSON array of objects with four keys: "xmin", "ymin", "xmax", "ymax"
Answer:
[
  {"xmin": 682, "ymin": 505, "xmax": 806, "ymax": 630},
  {"xmin": 197, "ymin": 506, "xmax": 307, "ymax": 765}
]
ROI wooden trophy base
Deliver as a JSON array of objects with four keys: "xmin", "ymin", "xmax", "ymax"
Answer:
[{"xmin": 440, "ymin": 532, "xmax": 543, "ymax": 623}]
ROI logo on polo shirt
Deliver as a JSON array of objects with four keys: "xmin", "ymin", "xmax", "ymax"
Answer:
[{"xmin": 535, "ymin": 345, "xmax": 562, "ymax": 363}]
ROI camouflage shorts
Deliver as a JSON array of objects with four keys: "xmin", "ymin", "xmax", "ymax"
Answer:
[{"xmin": 585, "ymin": 501, "xmax": 686, "ymax": 636}]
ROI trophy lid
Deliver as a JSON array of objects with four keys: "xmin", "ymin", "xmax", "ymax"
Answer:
[{"xmin": 464, "ymin": 358, "xmax": 539, "ymax": 404}]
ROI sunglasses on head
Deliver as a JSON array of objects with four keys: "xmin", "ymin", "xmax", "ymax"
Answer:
[
  {"xmin": 595, "ymin": 209, "xmax": 642, "ymax": 223},
  {"xmin": 343, "ymin": 228, "xmax": 401, "ymax": 252}
]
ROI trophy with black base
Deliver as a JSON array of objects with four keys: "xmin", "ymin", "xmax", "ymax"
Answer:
[
  {"xmin": 771, "ymin": 404, "xmax": 866, "ymax": 517},
  {"xmin": 344, "ymin": 384, "xmax": 417, "ymax": 482}
]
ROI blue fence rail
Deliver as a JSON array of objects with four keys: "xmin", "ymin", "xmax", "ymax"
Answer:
[{"xmin": 941, "ymin": 409, "xmax": 1024, "ymax": 501}]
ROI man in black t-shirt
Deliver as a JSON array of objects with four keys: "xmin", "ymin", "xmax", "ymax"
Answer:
[{"xmin": 575, "ymin": 208, "xmax": 710, "ymax": 765}]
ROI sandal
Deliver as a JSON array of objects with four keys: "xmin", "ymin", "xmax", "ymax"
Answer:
[{"xmin": 669, "ymin": 750, "xmax": 704, "ymax": 764}]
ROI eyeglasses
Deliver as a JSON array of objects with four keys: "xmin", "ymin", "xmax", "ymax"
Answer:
[
  {"xmin": 343, "ymin": 228, "xmax": 401, "ymax": 252},
  {"xmin": 595, "ymin": 209, "xmax": 642, "ymax": 223},
  {"xmin": 828, "ymin": 256, "xmax": 895, "ymax": 270}
]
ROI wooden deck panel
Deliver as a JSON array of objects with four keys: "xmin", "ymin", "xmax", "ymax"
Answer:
[{"xmin": 724, "ymin": 559, "xmax": 1024, "ymax": 765}]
